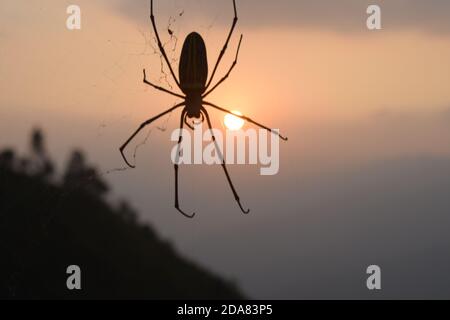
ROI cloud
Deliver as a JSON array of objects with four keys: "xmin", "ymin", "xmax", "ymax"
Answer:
[{"xmin": 107, "ymin": 0, "xmax": 450, "ymax": 34}]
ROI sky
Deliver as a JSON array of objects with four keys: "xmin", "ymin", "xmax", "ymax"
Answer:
[{"xmin": 1, "ymin": 0, "xmax": 450, "ymax": 298}]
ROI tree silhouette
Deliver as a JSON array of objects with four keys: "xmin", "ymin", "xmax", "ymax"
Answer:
[
  {"xmin": 117, "ymin": 200, "xmax": 138, "ymax": 224},
  {"xmin": 63, "ymin": 150, "xmax": 109, "ymax": 197},
  {"xmin": 0, "ymin": 149, "xmax": 15, "ymax": 171},
  {"xmin": 28, "ymin": 128, "xmax": 54, "ymax": 180}
]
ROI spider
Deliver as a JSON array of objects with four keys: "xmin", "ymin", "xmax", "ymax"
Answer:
[{"xmin": 120, "ymin": 0, "xmax": 288, "ymax": 218}]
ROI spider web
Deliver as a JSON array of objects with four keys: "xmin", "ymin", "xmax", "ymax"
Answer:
[
  {"xmin": 97, "ymin": 1, "xmax": 219, "ymax": 177},
  {"xmin": 97, "ymin": 8, "xmax": 184, "ymax": 175},
  {"xmin": 102, "ymin": 107, "xmax": 174, "ymax": 175}
]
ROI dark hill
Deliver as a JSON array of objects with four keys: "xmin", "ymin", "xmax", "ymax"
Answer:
[{"xmin": 0, "ymin": 129, "xmax": 243, "ymax": 299}]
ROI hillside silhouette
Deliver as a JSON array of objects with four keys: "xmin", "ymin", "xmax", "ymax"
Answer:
[{"xmin": 0, "ymin": 128, "xmax": 243, "ymax": 299}]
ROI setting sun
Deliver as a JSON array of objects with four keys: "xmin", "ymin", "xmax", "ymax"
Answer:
[{"xmin": 224, "ymin": 111, "xmax": 245, "ymax": 131}]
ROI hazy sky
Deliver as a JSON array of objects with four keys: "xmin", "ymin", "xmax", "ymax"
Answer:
[
  {"xmin": 1, "ymin": 0, "xmax": 450, "ymax": 298},
  {"xmin": 113, "ymin": 0, "xmax": 450, "ymax": 32}
]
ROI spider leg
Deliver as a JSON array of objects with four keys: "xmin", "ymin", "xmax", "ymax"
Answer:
[
  {"xmin": 201, "ymin": 107, "xmax": 250, "ymax": 214},
  {"xmin": 174, "ymin": 108, "xmax": 196, "ymax": 218},
  {"xmin": 203, "ymin": 34, "xmax": 243, "ymax": 98},
  {"xmin": 143, "ymin": 69, "xmax": 184, "ymax": 99},
  {"xmin": 119, "ymin": 102, "xmax": 185, "ymax": 168},
  {"xmin": 203, "ymin": 101, "xmax": 288, "ymax": 141},
  {"xmin": 204, "ymin": 0, "xmax": 238, "ymax": 90},
  {"xmin": 150, "ymin": 0, "xmax": 182, "ymax": 90}
]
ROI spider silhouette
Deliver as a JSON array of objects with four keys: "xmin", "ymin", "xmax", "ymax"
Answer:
[{"xmin": 120, "ymin": 0, "xmax": 288, "ymax": 218}]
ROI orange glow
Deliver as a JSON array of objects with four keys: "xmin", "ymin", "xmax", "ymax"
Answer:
[{"xmin": 224, "ymin": 111, "xmax": 244, "ymax": 130}]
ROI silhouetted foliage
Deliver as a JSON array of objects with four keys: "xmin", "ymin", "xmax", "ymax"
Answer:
[
  {"xmin": 31, "ymin": 128, "xmax": 45, "ymax": 154},
  {"xmin": 28, "ymin": 128, "xmax": 54, "ymax": 180},
  {"xmin": 0, "ymin": 129, "xmax": 243, "ymax": 299},
  {"xmin": 63, "ymin": 150, "xmax": 109, "ymax": 197},
  {"xmin": 0, "ymin": 149, "xmax": 15, "ymax": 171},
  {"xmin": 117, "ymin": 200, "xmax": 138, "ymax": 225}
]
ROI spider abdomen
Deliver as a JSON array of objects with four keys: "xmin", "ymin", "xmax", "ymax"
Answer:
[{"xmin": 179, "ymin": 32, "xmax": 208, "ymax": 95}]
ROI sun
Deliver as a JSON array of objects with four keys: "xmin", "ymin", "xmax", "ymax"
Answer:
[{"xmin": 224, "ymin": 111, "xmax": 245, "ymax": 131}]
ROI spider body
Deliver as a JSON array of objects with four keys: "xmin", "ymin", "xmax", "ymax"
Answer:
[
  {"xmin": 120, "ymin": 0, "xmax": 287, "ymax": 218},
  {"xmin": 180, "ymin": 32, "xmax": 208, "ymax": 119}
]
